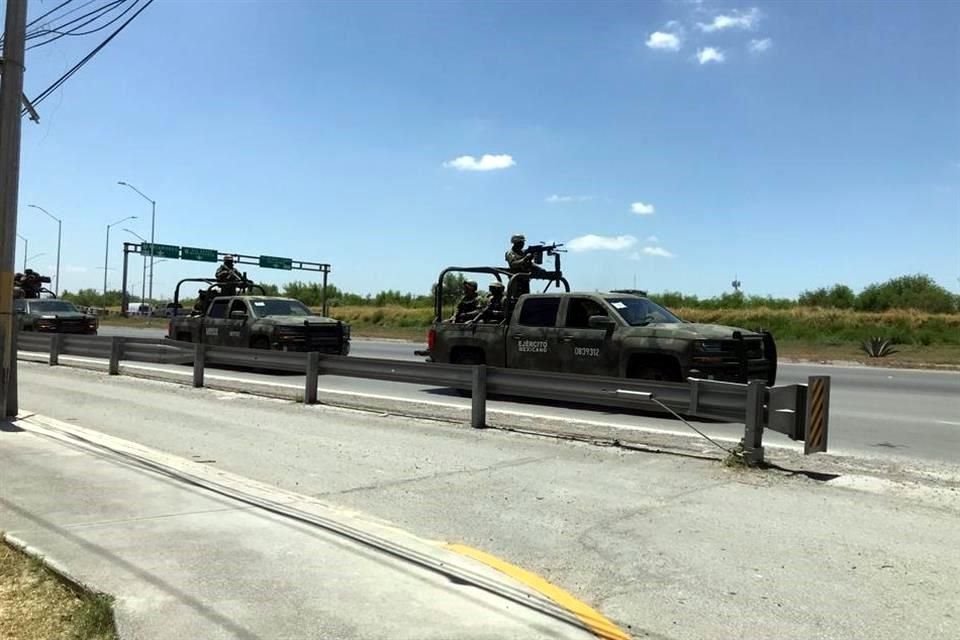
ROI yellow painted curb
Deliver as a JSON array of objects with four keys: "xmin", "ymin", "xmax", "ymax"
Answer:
[{"xmin": 445, "ymin": 543, "xmax": 631, "ymax": 640}]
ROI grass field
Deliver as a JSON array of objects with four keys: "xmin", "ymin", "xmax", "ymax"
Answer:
[{"xmin": 0, "ymin": 540, "xmax": 116, "ymax": 640}]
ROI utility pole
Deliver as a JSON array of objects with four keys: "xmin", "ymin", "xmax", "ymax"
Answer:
[{"xmin": 0, "ymin": 0, "xmax": 27, "ymax": 417}]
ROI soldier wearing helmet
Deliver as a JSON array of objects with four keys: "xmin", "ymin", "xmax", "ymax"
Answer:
[
  {"xmin": 470, "ymin": 281, "xmax": 506, "ymax": 324},
  {"xmin": 505, "ymin": 233, "xmax": 546, "ymax": 296},
  {"xmin": 216, "ymin": 255, "xmax": 244, "ymax": 296},
  {"xmin": 505, "ymin": 234, "xmax": 532, "ymax": 272},
  {"xmin": 451, "ymin": 279, "xmax": 482, "ymax": 323}
]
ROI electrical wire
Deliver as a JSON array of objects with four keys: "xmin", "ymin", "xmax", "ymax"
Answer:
[
  {"xmin": 32, "ymin": 0, "xmax": 108, "ymax": 28},
  {"xmin": 26, "ymin": 0, "xmax": 132, "ymax": 51},
  {"xmin": 25, "ymin": 0, "xmax": 75, "ymax": 30},
  {"xmin": 22, "ymin": 0, "xmax": 155, "ymax": 113},
  {"xmin": 4, "ymin": 1, "xmax": 126, "ymax": 48}
]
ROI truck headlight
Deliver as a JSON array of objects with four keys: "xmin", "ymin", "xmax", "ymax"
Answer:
[{"xmin": 694, "ymin": 340, "xmax": 724, "ymax": 353}]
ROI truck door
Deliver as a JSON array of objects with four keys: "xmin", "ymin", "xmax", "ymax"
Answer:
[
  {"xmin": 505, "ymin": 296, "xmax": 563, "ymax": 370},
  {"xmin": 559, "ymin": 297, "xmax": 619, "ymax": 376},
  {"xmin": 202, "ymin": 298, "xmax": 229, "ymax": 344},
  {"xmin": 224, "ymin": 299, "xmax": 250, "ymax": 347}
]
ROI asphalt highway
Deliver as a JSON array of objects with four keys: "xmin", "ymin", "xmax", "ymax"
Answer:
[{"xmin": 94, "ymin": 325, "xmax": 959, "ymax": 463}]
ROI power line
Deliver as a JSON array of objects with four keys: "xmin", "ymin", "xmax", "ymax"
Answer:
[
  {"xmin": 4, "ymin": 1, "xmax": 122, "ymax": 47},
  {"xmin": 25, "ymin": 0, "xmax": 131, "ymax": 51},
  {"xmin": 25, "ymin": 0, "xmax": 74, "ymax": 30},
  {"xmin": 22, "ymin": 0, "xmax": 155, "ymax": 112},
  {"xmin": 33, "ymin": 0, "xmax": 105, "ymax": 27}
]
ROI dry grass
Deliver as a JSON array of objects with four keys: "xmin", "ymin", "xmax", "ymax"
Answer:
[
  {"xmin": 0, "ymin": 541, "xmax": 116, "ymax": 640},
  {"xmin": 777, "ymin": 341, "xmax": 960, "ymax": 368}
]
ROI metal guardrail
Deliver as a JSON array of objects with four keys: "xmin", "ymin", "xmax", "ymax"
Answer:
[{"xmin": 15, "ymin": 333, "xmax": 829, "ymax": 464}]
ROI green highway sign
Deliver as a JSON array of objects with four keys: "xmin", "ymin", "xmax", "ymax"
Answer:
[
  {"xmin": 141, "ymin": 242, "xmax": 180, "ymax": 259},
  {"xmin": 180, "ymin": 246, "xmax": 219, "ymax": 262},
  {"xmin": 259, "ymin": 255, "xmax": 293, "ymax": 270}
]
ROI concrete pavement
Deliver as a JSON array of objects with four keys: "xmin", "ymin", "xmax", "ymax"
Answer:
[
  {"xmin": 2, "ymin": 414, "xmax": 607, "ymax": 640},
  {"xmin": 9, "ymin": 363, "xmax": 960, "ymax": 640}
]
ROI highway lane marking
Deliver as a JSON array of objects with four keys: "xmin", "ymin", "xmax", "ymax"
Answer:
[
  {"xmin": 936, "ymin": 420, "xmax": 960, "ymax": 426},
  {"xmin": 445, "ymin": 543, "xmax": 630, "ymax": 640}
]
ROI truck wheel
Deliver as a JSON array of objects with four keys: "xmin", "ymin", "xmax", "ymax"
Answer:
[
  {"xmin": 251, "ymin": 336, "xmax": 271, "ymax": 350},
  {"xmin": 176, "ymin": 332, "xmax": 192, "ymax": 342}
]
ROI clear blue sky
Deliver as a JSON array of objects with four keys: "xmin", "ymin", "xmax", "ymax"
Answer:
[{"xmin": 11, "ymin": 0, "xmax": 960, "ymax": 299}]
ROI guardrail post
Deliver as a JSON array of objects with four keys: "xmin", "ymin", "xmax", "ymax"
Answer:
[
  {"xmin": 740, "ymin": 379, "xmax": 765, "ymax": 466},
  {"xmin": 471, "ymin": 365, "xmax": 487, "ymax": 429},
  {"xmin": 193, "ymin": 343, "xmax": 205, "ymax": 388},
  {"xmin": 49, "ymin": 334, "xmax": 63, "ymax": 366},
  {"xmin": 108, "ymin": 337, "xmax": 123, "ymax": 375},
  {"xmin": 304, "ymin": 352, "xmax": 319, "ymax": 404},
  {"xmin": 804, "ymin": 376, "xmax": 830, "ymax": 454}
]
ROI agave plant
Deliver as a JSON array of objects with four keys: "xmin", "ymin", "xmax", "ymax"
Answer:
[{"xmin": 861, "ymin": 337, "xmax": 898, "ymax": 358}]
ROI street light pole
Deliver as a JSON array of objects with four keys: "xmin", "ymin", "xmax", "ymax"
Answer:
[
  {"xmin": 27, "ymin": 204, "xmax": 62, "ymax": 296},
  {"xmin": 104, "ymin": 216, "xmax": 137, "ymax": 295},
  {"xmin": 15, "ymin": 233, "xmax": 26, "ymax": 272},
  {"xmin": 117, "ymin": 182, "xmax": 156, "ymax": 299},
  {"xmin": 123, "ymin": 228, "xmax": 148, "ymax": 305}
]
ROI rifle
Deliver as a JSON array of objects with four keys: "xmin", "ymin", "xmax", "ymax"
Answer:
[{"xmin": 524, "ymin": 242, "xmax": 565, "ymax": 265}]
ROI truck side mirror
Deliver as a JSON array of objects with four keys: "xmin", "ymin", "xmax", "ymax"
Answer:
[
  {"xmin": 229, "ymin": 310, "xmax": 248, "ymax": 321},
  {"xmin": 588, "ymin": 315, "xmax": 615, "ymax": 331}
]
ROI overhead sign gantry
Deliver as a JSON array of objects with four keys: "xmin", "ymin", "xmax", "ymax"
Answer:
[{"xmin": 119, "ymin": 242, "xmax": 332, "ymax": 316}]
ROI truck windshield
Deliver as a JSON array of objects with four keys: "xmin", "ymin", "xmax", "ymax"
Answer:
[
  {"xmin": 29, "ymin": 300, "xmax": 79, "ymax": 313},
  {"xmin": 604, "ymin": 297, "xmax": 682, "ymax": 326},
  {"xmin": 249, "ymin": 300, "xmax": 313, "ymax": 317}
]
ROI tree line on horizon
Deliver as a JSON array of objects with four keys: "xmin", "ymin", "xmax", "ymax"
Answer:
[{"xmin": 60, "ymin": 273, "xmax": 959, "ymax": 315}]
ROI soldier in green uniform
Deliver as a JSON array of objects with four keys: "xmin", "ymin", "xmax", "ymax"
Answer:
[
  {"xmin": 505, "ymin": 234, "xmax": 546, "ymax": 297},
  {"xmin": 471, "ymin": 281, "xmax": 506, "ymax": 324},
  {"xmin": 215, "ymin": 255, "xmax": 244, "ymax": 296},
  {"xmin": 450, "ymin": 280, "xmax": 482, "ymax": 323},
  {"xmin": 505, "ymin": 234, "xmax": 533, "ymax": 272}
]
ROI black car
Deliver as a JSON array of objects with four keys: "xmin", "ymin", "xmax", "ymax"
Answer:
[{"xmin": 15, "ymin": 299, "xmax": 99, "ymax": 334}]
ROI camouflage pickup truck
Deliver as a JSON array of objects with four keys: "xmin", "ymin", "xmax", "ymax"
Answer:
[
  {"xmin": 168, "ymin": 279, "xmax": 350, "ymax": 355},
  {"xmin": 421, "ymin": 277, "xmax": 776, "ymax": 385}
]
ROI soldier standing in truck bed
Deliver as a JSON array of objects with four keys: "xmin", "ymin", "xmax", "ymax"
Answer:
[
  {"xmin": 505, "ymin": 234, "xmax": 546, "ymax": 297},
  {"xmin": 215, "ymin": 255, "xmax": 243, "ymax": 296}
]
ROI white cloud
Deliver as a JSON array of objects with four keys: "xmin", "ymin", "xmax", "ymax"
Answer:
[
  {"xmin": 631, "ymin": 201, "xmax": 655, "ymax": 215},
  {"xmin": 644, "ymin": 246, "xmax": 674, "ymax": 258},
  {"xmin": 646, "ymin": 31, "xmax": 681, "ymax": 51},
  {"xmin": 443, "ymin": 154, "xmax": 516, "ymax": 172},
  {"xmin": 568, "ymin": 234, "xmax": 637, "ymax": 252},
  {"xmin": 748, "ymin": 38, "xmax": 772, "ymax": 53},
  {"xmin": 646, "ymin": 235, "xmax": 659, "ymax": 243},
  {"xmin": 697, "ymin": 47, "xmax": 725, "ymax": 64},
  {"xmin": 546, "ymin": 194, "xmax": 591, "ymax": 203},
  {"xmin": 630, "ymin": 246, "xmax": 675, "ymax": 259},
  {"xmin": 697, "ymin": 8, "xmax": 760, "ymax": 32}
]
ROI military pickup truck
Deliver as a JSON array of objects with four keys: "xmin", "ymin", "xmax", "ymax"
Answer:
[
  {"xmin": 167, "ymin": 279, "xmax": 350, "ymax": 355},
  {"xmin": 15, "ymin": 298, "xmax": 99, "ymax": 335},
  {"xmin": 419, "ymin": 268, "xmax": 776, "ymax": 385}
]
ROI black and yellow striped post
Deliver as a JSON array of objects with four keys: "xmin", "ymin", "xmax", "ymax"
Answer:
[{"xmin": 804, "ymin": 376, "xmax": 830, "ymax": 454}]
